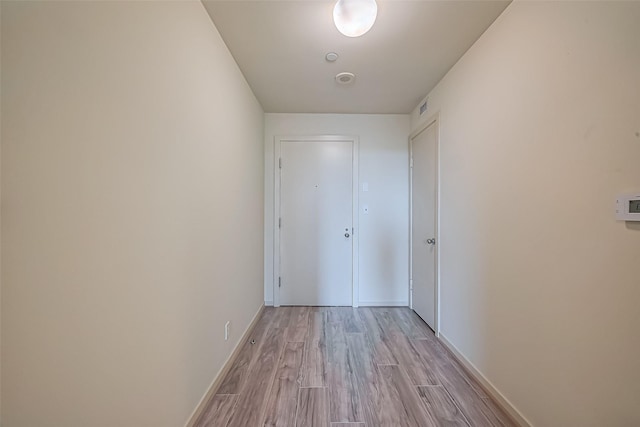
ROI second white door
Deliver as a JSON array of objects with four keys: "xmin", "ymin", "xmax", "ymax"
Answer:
[
  {"xmin": 279, "ymin": 138, "xmax": 354, "ymax": 306},
  {"xmin": 411, "ymin": 121, "xmax": 438, "ymax": 330}
]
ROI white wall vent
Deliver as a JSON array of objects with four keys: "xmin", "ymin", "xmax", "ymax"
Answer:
[{"xmin": 419, "ymin": 98, "xmax": 428, "ymax": 115}]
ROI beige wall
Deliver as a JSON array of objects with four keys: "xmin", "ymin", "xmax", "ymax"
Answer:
[
  {"xmin": 0, "ymin": 3, "xmax": 2, "ymax": 422},
  {"xmin": 1, "ymin": 2, "xmax": 264, "ymax": 426},
  {"xmin": 411, "ymin": 2, "xmax": 640, "ymax": 426},
  {"xmin": 264, "ymin": 114, "xmax": 411, "ymax": 306}
]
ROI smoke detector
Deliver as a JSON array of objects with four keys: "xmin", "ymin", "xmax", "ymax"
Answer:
[
  {"xmin": 325, "ymin": 52, "xmax": 339, "ymax": 62},
  {"xmin": 335, "ymin": 72, "xmax": 356, "ymax": 85}
]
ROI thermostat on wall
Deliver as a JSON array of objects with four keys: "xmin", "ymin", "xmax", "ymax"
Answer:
[{"xmin": 616, "ymin": 193, "xmax": 640, "ymax": 221}]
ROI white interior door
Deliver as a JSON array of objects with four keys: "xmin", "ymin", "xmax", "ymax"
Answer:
[
  {"xmin": 411, "ymin": 121, "xmax": 438, "ymax": 329},
  {"xmin": 278, "ymin": 138, "xmax": 354, "ymax": 306}
]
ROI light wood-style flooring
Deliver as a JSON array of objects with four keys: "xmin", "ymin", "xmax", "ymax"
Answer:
[{"xmin": 195, "ymin": 307, "xmax": 515, "ymax": 427}]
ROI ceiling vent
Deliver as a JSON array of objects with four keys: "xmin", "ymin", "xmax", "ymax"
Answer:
[{"xmin": 335, "ymin": 72, "xmax": 356, "ymax": 85}]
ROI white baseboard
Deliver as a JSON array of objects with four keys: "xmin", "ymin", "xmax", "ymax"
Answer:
[
  {"xmin": 264, "ymin": 301, "xmax": 407, "ymax": 307},
  {"xmin": 358, "ymin": 300, "xmax": 408, "ymax": 307},
  {"xmin": 184, "ymin": 303, "xmax": 265, "ymax": 427},
  {"xmin": 438, "ymin": 333, "xmax": 532, "ymax": 427}
]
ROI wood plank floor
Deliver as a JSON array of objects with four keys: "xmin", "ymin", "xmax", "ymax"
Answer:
[{"xmin": 195, "ymin": 307, "xmax": 515, "ymax": 427}]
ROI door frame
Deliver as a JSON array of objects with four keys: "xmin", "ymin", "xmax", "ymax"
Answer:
[
  {"xmin": 273, "ymin": 135, "xmax": 360, "ymax": 307},
  {"xmin": 409, "ymin": 114, "xmax": 440, "ymax": 335}
]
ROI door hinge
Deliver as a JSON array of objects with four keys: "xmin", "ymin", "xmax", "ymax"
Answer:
[
  {"xmin": 410, "ymin": 279, "xmax": 413, "ymax": 291},
  {"xmin": 278, "ymin": 277, "xmax": 282, "ymax": 288},
  {"xmin": 279, "ymin": 217, "xmax": 282, "ymax": 229},
  {"xmin": 410, "ymin": 157, "xmax": 414, "ymax": 168},
  {"xmin": 279, "ymin": 157, "xmax": 282, "ymax": 169}
]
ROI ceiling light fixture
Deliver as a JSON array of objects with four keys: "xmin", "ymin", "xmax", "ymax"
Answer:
[{"xmin": 333, "ymin": 0, "xmax": 378, "ymax": 38}]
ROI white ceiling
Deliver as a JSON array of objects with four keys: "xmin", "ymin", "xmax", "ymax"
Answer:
[{"xmin": 203, "ymin": 0, "xmax": 511, "ymax": 114}]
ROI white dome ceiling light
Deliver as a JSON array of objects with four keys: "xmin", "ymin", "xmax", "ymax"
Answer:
[{"xmin": 333, "ymin": 0, "xmax": 378, "ymax": 38}]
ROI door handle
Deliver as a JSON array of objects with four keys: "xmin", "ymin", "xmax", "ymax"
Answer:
[
  {"xmin": 345, "ymin": 233, "xmax": 350, "ymax": 238},
  {"xmin": 426, "ymin": 238, "xmax": 436, "ymax": 245}
]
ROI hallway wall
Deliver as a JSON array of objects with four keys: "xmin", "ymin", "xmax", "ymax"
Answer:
[
  {"xmin": 1, "ymin": 2, "xmax": 264, "ymax": 426},
  {"xmin": 411, "ymin": 2, "xmax": 640, "ymax": 426},
  {"xmin": 264, "ymin": 114, "xmax": 411, "ymax": 306}
]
